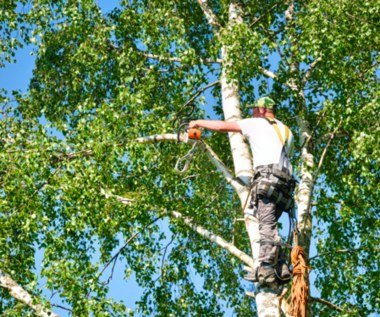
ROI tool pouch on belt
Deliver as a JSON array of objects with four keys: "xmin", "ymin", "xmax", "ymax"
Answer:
[{"xmin": 252, "ymin": 164, "xmax": 296, "ymax": 212}]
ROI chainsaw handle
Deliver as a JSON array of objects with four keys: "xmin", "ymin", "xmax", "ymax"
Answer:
[
  {"xmin": 177, "ymin": 122, "xmax": 201, "ymax": 142},
  {"xmin": 177, "ymin": 123, "xmax": 189, "ymax": 142}
]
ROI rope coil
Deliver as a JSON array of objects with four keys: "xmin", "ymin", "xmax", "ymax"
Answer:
[{"xmin": 288, "ymin": 233, "xmax": 310, "ymax": 317}]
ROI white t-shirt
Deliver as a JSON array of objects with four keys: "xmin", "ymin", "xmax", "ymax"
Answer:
[{"xmin": 237, "ymin": 118, "xmax": 294, "ymax": 170}]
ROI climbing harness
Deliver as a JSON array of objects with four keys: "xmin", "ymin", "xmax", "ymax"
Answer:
[
  {"xmin": 250, "ymin": 164, "xmax": 296, "ymax": 212},
  {"xmin": 174, "ymin": 123, "xmax": 202, "ymax": 174}
]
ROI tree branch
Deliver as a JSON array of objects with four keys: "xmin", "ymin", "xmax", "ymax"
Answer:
[
  {"xmin": 96, "ymin": 208, "xmax": 164, "ymax": 280},
  {"xmin": 313, "ymin": 120, "xmax": 342, "ymax": 182},
  {"xmin": 107, "ymin": 40, "xmax": 222, "ymax": 65},
  {"xmin": 135, "ymin": 133, "xmax": 180, "ymax": 143},
  {"xmin": 310, "ymin": 297, "xmax": 344, "ymax": 312},
  {"xmin": 279, "ymin": 287, "xmax": 292, "ymax": 317},
  {"xmin": 302, "ymin": 56, "xmax": 322, "ymax": 86},
  {"xmin": 142, "ymin": 52, "xmax": 222, "ymax": 64},
  {"xmin": 196, "ymin": 0, "xmax": 222, "ymax": 34},
  {"xmin": 154, "ymin": 234, "xmax": 177, "ymax": 283},
  {"xmin": 102, "ymin": 192, "xmax": 254, "ymax": 269},
  {"xmin": 299, "ymin": 110, "xmax": 327, "ymax": 150},
  {"xmin": 284, "ymin": 0, "xmax": 301, "ymax": 93},
  {"xmin": 258, "ymin": 23, "xmax": 288, "ymax": 63},
  {"xmin": 359, "ymin": 57, "xmax": 380, "ymax": 77},
  {"xmin": 258, "ymin": 66, "xmax": 277, "ymax": 80},
  {"xmin": 0, "ymin": 270, "xmax": 59, "ymax": 317},
  {"xmin": 52, "ymin": 134, "xmax": 244, "ymax": 195},
  {"xmin": 51, "ymin": 304, "xmax": 72, "ymax": 313},
  {"xmin": 309, "ymin": 248, "xmax": 361, "ymax": 261},
  {"xmin": 170, "ymin": 210, "xmax": 254, "ymax": 268},
  {"xmin": 54, "ymin": 134, "xmax": 183, "ymax": 163},
  {"xmin": 248, "ymin": 1, "xmax": 282, "ymax": 27},
  {"xmin": 100, "ymin": 188, "xmax": 135, "ymax": 206},
  {"xmin": 53, "ymin": 149, "xmax": 94, "ymax": 162},
  {"xmin": 198, "ymin": 139, "xmax": 246, "ymax": 194},
  {"xmin": 181, "ymin": 80, "xmax": 220, "ymax": 110}
]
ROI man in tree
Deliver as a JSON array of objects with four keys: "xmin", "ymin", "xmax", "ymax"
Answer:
[{"xmin": 190, "ymin": 97, "xmax": 294, "ymax": 287}]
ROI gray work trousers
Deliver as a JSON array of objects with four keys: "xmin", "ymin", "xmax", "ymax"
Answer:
[{"xmin": 257, "ymin": 197, "xmax": 283, "ymax": 264}]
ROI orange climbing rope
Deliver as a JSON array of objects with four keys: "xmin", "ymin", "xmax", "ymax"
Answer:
[{"xmin": 288, "ymin": 232, "xmax": 310, "ymax": 317}]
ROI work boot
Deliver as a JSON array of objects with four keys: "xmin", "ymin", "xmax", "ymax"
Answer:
[
  {"xmin": 257, "ymin": 263, "xmax": 277, "ymax": 287},
  {"xmin": 244, "ymin": 267, "xmax": 258, "ymax": 282},
  {"xmin": 275, "ymin": 261, "xmax": 292, "ymax": 284}
]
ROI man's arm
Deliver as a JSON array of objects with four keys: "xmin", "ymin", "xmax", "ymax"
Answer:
[{"xmin": 189, "ymin": 120, "xmax": 242, "ymax": 133}]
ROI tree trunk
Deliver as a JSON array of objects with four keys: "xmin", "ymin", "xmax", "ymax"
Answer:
[{"xmin": 220, "ymin": 3, "xmax": 284, "ymax": 316}]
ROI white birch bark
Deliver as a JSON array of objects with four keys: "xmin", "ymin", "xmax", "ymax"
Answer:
[
  {"xmin": 0, "ymin": 270, "xmax": 60, "ymax": 317},
  {"xmin": 285, "ymin": 0, "xmax": 314, "ymax": 257},
  {"xmin": 221, "ymin": 4, "xmax": 253, "ymax": 185},
  {"xmin": 221, "ymin": 2, "xmax": 283, "ymax": 317},
  {"xmin": 171, "ymin": 211, "xmax": 255, "ymax": 267},
  {"xmin": 296, "ymin": 117, "xmax": 314, "ymax": 256}
]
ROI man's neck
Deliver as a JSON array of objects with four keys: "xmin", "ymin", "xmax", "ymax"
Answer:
[{"xmin": 265, "ymin": 114, "xmax": 275, "ymax": 119}]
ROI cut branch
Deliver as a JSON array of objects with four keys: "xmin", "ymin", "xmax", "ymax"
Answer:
[
  {"xmin": 170, "ymin": 211, "xmax": 254, "ymax": 268},
  {"xmin": 0, "ymin": 270, "xmax": 60, "ymax": 317},
  {"xmin": 135, "ymin": 133, "xmax": 180, "ymax": 143}
]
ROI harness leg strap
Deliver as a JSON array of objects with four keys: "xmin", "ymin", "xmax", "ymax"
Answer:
[{"xmin": 258, "ymin": 240, "xmax": 292, "ymax": 249}]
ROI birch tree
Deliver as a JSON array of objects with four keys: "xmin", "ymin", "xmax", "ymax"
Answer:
[{"xmin": 0, "ymin": 0, "xmax": 378, "ymax": 316}]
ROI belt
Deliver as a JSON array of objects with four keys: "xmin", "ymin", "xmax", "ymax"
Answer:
[{"xmin": 254, "ymin": 164, "xmax": 292, "ymax": 180}]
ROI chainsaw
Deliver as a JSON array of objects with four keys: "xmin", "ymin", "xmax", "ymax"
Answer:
[{"xmin": 177, "ymin": 122, "xmax": 201, "ymax": 142}]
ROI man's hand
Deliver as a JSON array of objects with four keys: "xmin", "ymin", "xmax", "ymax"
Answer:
[{"xmin": 189, "ymin": 120, "xmax": 199, "ymax": 129}]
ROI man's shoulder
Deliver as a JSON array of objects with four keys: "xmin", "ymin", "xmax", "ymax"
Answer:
[
  {"xmin": 273, "ymin": 118, "xmax": 286, "ymax": 126},
  {"xmin": 238, "ymin": 118, "xmax": 265, "ymax": 124},
  {"xmin": 237, "ymin": 118, "xmax": 263, "ymax": 128}
]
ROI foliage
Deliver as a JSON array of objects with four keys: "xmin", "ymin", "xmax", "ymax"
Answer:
[{"xmin": 0, "ymin": 0, "xmax": 378, "ymax": 316}]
